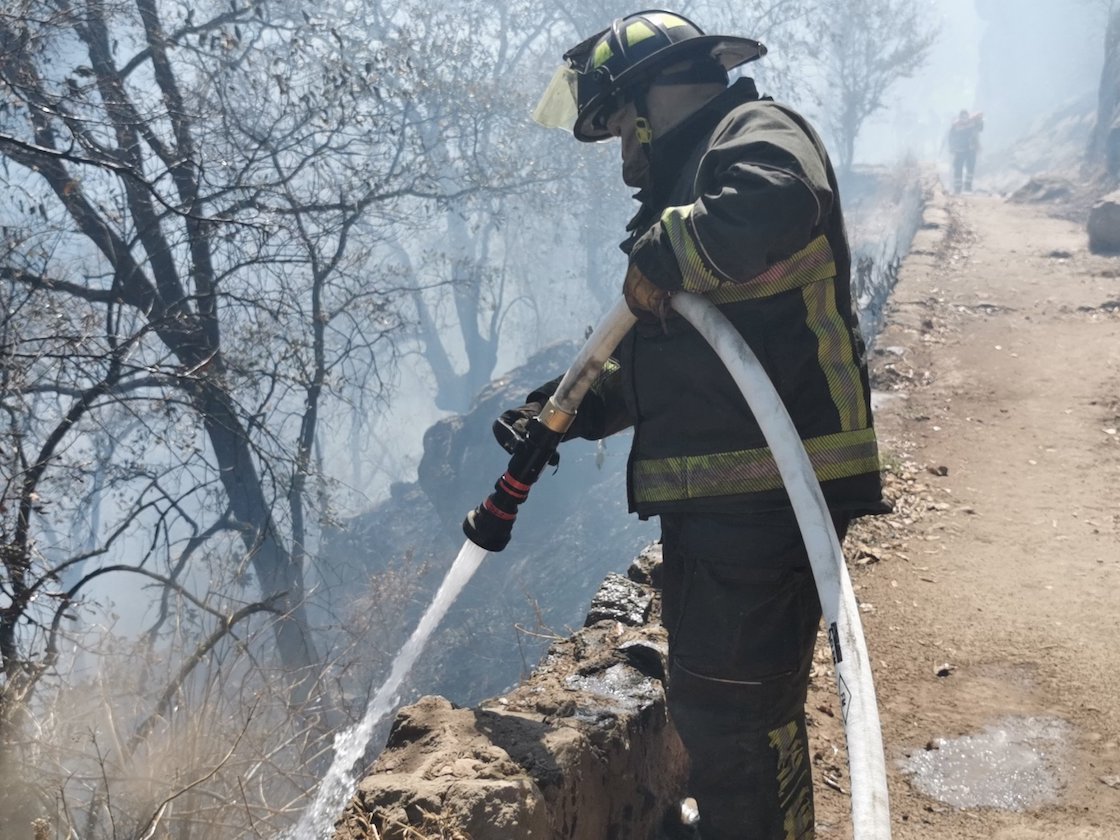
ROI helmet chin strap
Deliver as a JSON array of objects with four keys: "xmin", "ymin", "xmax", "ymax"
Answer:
[{"xmin": 626, "ymin": 62, "xmax": 729, "ymax": 158}]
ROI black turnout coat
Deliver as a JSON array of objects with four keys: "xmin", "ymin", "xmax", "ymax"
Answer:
[{"xmin": 544, "ymin": 79, "xmax": 886, "ymax": 519}]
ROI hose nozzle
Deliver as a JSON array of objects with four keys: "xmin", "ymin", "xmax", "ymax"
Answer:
[
  {"xmin": 462, "ymin": 414, "xmax": 566, "ymax": 551},
  {"xmin": 462, "ymin": 494, "xmax": 517, "ymax": 552}
]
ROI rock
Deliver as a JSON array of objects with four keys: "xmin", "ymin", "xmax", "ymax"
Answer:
[
  {"xmin": 335, "ymin": 696, "xmax": 551, "ymax": 840},
  {"xmin": 584, "ymin": 572, "xmax": 652, "ymax": 627},
  {"xmin": 335, "ymin": 570, "xmax": 688, "ymax": 840},
  {"xmin": 617, "ymin": 639, "xmax": 668, "ymax": 682},
  {"xmin": 1008, "ymin": 176, "xmax": 1074, "ymax": 204},
  {"xmin": 1088, "ymin": 190, "xmax": 1120, "ymax": 254},
  {"xmin": 853, "ymin": 543, "xmax": 884, "ymax": 565}
]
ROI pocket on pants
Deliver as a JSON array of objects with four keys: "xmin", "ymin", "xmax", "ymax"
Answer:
[{"xmin": 661, "ymin": 513, "xmax": 823, "ymax": 684}]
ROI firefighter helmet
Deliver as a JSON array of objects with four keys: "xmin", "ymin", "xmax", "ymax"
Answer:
[{"xmin": 533, "ymin": 10, "xmax": 765, "ymax": 142}]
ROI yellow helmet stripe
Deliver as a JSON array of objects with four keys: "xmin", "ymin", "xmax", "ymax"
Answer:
[
  {"xmin": 625, "ymin": 21, "xmax": 656, "ymax": 47},
  {"xmin": 645, "ymin": 12, "xmax": 690, "ymax": 30},
  {"xmin": 592, "ymin": 40, "xmax": 613, "ymax": 68}
]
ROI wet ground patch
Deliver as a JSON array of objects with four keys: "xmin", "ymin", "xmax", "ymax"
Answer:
[{"xmin": 899, "ymin": 715, "xmax": 1072, "ymax": 810}]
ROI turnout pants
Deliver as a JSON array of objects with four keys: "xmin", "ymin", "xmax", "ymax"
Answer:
[
  {"xmin": 952, "ymin": 149, "xmax": 976, "ymax": 193},
  {"xmin": 659, "ymin": 510, "xmax": 850, "ymax": 840}
]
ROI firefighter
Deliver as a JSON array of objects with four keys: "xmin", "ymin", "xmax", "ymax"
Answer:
[
  {"xmin": 505, "ymin": 11, "xmax": 888, "ymax": 838},
  {"xmin": 948, "ymin": 109, "xmax": 984, "ymax": 193}
]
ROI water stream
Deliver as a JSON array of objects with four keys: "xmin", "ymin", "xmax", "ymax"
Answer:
[{"xmin": 287, "ymin": 539, "xmax": 490, "ymax": 840}]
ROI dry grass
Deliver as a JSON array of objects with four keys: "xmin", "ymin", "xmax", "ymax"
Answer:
[{"xmin": 336, "ymin": 807, "xmax": 471, "ymax": 840}]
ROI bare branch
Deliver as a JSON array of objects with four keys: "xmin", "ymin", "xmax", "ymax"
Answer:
[{"xmin": 126, "ymin": 604, "xmax": 276, "ymax": 755}]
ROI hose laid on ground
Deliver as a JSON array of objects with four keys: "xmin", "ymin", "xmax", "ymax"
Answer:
[{"xmin": 669, "ymin": 291, "xmax": 891, "ymax": 839}]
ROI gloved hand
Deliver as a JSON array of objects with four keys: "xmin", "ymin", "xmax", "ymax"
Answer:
[
  {"xmin": 493, "ymin": 400, "xmax": 562, "ymax": 466},
  {"xmin": 622, "ymin": 262, "xmax": 671, "ymax": 322},
  {"xmin": 493, "ymin": 400, "xmax": 543, "ymax": 455}
]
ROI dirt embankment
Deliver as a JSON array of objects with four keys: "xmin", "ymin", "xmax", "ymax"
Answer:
[
  {"xmin": 810, "ymin": 183, "xmax": 1120, "ymax": 839},
  {"xmin": 336, "ymin": 183, "xmax": 1120, "ymax": 840}
]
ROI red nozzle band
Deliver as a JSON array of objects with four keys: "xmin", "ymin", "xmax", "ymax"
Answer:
[{"xmin": 482, "ymin": 497, "xmax": 517, "ymax": 521}]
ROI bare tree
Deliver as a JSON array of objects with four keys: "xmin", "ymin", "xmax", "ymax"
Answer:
[
  {"xmin": 0, "ymin": 0, "xmax": 465, "ymax": 832},
  {"xmin": 377, "ymin": 0, "xmax": 570, "ymax": 412},
  {"xmin": 1, "ymin": 0, "xmax": 324, "ymax": 695},
  {"xmin": 809, "ymin": 0, "xmax": 938, "ymax": 176}
]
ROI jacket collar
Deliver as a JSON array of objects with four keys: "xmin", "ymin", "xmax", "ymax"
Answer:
[{"xmin": 626, "ymin": 78, "xmax": 762, "ymax": 232}]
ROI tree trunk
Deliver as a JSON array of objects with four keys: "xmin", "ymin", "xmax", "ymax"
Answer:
[{"xmin": 192, "ymin": 378, "xmax": 320, "ymax": 702}]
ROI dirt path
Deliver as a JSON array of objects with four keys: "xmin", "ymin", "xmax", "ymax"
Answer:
[{"xmin": 810, "ymin": 186, "xmax": 1120, "ymax": 839}]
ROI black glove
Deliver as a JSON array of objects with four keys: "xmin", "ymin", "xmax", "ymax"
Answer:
[
  {"xmin": 493, "ymin": 372, "xmax": 609, "ymax": 456},
  {"xmin": 493, "ymin": 375, "xmax": 563, "ymax": 454},
  {"xmin": 493, "ymin": 400, "xmax": 544, "ymax": 455}
]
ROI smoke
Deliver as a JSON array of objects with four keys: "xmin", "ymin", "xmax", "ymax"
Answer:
[{"xmin": 857, "ymin": 0, "xmax": 1107, "ymax": 172}]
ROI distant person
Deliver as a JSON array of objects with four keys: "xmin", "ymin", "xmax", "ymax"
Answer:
[{"xmin": 948, "ymin": 109, "xmax": 984, "ymax": 193}]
